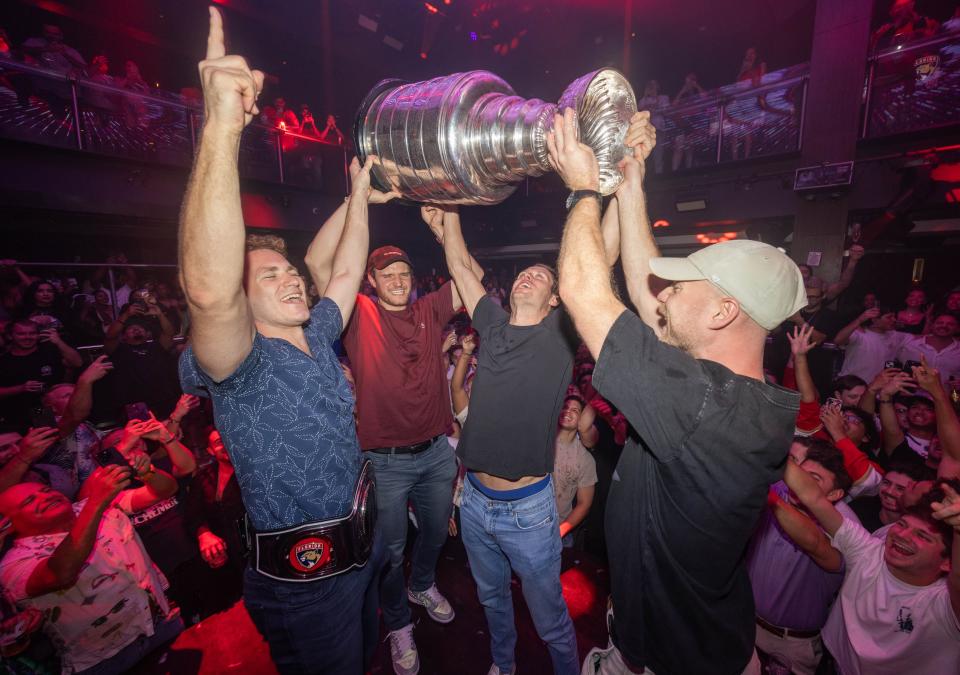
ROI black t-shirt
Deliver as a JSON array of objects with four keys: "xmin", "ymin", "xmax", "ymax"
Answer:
[
  {"xmin": 126, "ymin": 456, "xmax": 197, "ymax": 574},
  {"xmin": 594, "ymin": 311, "xmax": 799, "ymax": 675},
  {"xmin": 457, "ymin": 298, "xmax": 575, "ymax": 480},
  {"xmin": 876, "ymin": 439, "xmax": 925, "ymax": 473},
  {"xmin": 98, "ymin": 341, "xmax": 182, "ymax": 421},
  {"xmin": 0, "ymin": 345, "xmax": 66, "ymax": 433},
  {"xmin": 800, "ymin": 307, "xmax": 844, "ymax": 340},
  {"xmin": 849, "ymin": 495, "xmax": 884, "ymax": 533}
]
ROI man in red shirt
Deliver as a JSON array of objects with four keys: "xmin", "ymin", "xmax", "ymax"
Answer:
[{"xmin": 306, "ymin": 205, "xmax": 482, "ymax": 675}]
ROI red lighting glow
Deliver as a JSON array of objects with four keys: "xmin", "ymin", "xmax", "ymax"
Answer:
[
  {"xmin": 560, "ymin": 567, "xmax": 600, "ymax": 620},
  {"xmin": 424, "ymin": 2, "xmax": 439, "ymax": 14},
  {"xmin": 695, "ymin": 232, "xmax": 738, "ymax": 245},
  {"xmin": 420, "ymin": 51, "xmax": 429, "ymax": 59},
  {"xmin": 652, "ymin": 219, "xmax": 670, "ymax": 228}
]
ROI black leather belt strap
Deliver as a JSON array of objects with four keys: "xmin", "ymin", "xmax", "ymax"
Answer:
[
  {"xmin": 366, "ymin": 433, "xmax": 444, "ymax": 455},
  {"xmin": 249, "ymin": 460, "xmax": 376, "ymax": 583},
  {"xmin": 756, "ymin": 616, "xmax": 820, "ymax": 640}
]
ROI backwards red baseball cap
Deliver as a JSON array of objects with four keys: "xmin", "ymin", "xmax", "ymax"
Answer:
[{"xmin": 367, "ymin": 245, "xmax": 412, "ymax": 274}]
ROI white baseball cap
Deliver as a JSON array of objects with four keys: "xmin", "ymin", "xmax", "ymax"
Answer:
[{"xmin": 649, "ymin": 239, "xmax": 806, "ymax": 330}]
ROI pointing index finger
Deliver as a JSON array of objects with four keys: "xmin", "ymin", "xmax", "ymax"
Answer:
[{"xmin": 207, "ymin": 6, "xmax": 226, "ymax": 60}]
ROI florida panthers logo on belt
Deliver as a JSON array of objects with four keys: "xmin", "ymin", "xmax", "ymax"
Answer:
[{"xmin": 288, "ymin": 536, "xmax": 332, "ymax": 573}]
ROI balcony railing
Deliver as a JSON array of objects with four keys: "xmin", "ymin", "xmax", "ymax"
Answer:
[
  {"xmin": 863, "ymin": 27, "xmax": 960, "ymax": 139},
  {"xmin": 639, "ymin": 63, "xmax": 809, "ymax": 175},
  {"xmin": 2, "ymin": 29, "xmax": 959, "ymax": 184},
  {"xmin": 0, "ymin": 58, "xmax": 348, "ymax": 194}
]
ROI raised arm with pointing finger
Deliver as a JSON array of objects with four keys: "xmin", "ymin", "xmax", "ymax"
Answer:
[{"xmin": 179, "ymin": 7, "xmax": 265, "ymax": 382}]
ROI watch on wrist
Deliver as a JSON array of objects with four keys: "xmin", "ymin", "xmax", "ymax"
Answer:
[{"xmin": 565, "ymin": 189, "xmax": 601, "ymax": 210}]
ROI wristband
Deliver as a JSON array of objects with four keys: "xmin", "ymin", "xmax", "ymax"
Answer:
[
  {"xmin": 565, "ymin": 189, "xmax": 601, "ymax": 210},
  {"xmin": 878, "ymin": 398, "xmax": 893, "ymax": 404}
]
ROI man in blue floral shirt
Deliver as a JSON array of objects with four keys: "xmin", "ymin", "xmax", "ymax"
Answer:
[{"xmin": 177, "ymin": 9, "xmax": 397, "ymax": 674}]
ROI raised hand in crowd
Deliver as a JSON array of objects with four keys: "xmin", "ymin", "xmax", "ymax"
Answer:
[
  {"xmin": 911, "ymin": 355, "xmax": 943, "ymax": 396},
  {"xmin": 85, "ymin": 464, "xmax": 133, "ymax": 509},
  {"xmin": 880, "ymin": 370, "xmax": 916, "ymax": 399},
  {"xmin": 38, "ymin": 327, "xmax": 64, "ymax": 347},
  {"xmin": 441, "ymin": 330, "xmax": 457, "ymax": 355},
  {"xmin": 126, "ymin": 450, "xmax": 157, "ymax": 481},
  {"xmin": 461, "ymin": 332, "xmax": 476, "ymax": 356},
  {"xmin": 0, "ymin": 427, "xmax": 60, "ymax": 494},
  {"xmin": 819, "ymin": 405, "xmax": 847, "ymax": 443},
  {"xmin": 787, "ymin": 322, "xmax": 817, "ymax": 358},
  {"xmin": 78, "ymin": 355, "xmax": 113, "ymax": 385},
  {"xmin": 931, "ymin": 482, "xmax": 960, "ymax": 531},
  {"xmin": 37, "ymin": 327, "xmax": 82, "ymax": 368},
  {"xmin": 168, "ymin": 393, "xmax": 201, "ymax": 426},
  {"xmin": 17, "ymin": 426, "xmax": 59, "ymax": 463}
]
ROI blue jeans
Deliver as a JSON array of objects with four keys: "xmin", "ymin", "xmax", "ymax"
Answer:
[
  {"xmin": 243, "ymin": 532, "xmax": 385, "ymax": 675},
  {"xmin": 460, "ymin": 475, "xmax": 579, "ymax": 675},
  {"xmin": 366, "ymin": 435, "xmax": 457, "ymax": 631}
]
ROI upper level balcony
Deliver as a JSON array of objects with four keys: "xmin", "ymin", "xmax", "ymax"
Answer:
[{"xmin": 0, "ymin": 28, "xmax": 957, "ymax": 192}]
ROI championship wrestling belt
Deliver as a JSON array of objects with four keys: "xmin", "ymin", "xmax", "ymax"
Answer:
[{"xmin": 249, "ymin": 460, "xmax": 376, "ymax": 582}]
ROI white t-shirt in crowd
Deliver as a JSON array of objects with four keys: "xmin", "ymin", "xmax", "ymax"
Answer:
[
  {"xmin": 0, "ymin": 499, "xmax": 169, "ymax": 674},
  {"xmin": 553, "ymin": 433, "xmax": 598, "ymax": 522},
  {"xmin": 897, "ymin": 336, "xmax": 960, "ymax": 389},
  {"xmin": 839, "ymin": 329, "xmax": 911, "ymax": 383},
  {"xmin": 822, "ymin": 518, "xmax": 960, "ymax": 675}
]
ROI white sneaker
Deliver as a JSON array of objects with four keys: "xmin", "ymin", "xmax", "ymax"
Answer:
[
  {"xmin": 407, "ymin": 583, "xmax": 455, "ymax": 624},
  {"xmin": 487, "ymin": 665, "xmax": 516, "ymax": 675},
  {"xmin": 389, "ymin": 624, "xmax": 420, "ymax": 675}
]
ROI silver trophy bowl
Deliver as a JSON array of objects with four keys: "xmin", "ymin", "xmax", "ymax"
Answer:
[{"xmin": 353, "ymin": 69, "xmax": 636, "ymax": 205}]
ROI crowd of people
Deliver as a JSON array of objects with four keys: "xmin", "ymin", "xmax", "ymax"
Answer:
[
  {"xmin": 0, "ymin": 20, "xmax": 346, "ymax": 150},
  {"xmin": 1, "ymin": 4, "xmax": 960, "ymax": 675}
]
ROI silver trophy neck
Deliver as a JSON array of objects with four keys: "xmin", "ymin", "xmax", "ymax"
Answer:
[{"xmin": 354, "ymin": 68, "xmax": 636, "ymax": 205}]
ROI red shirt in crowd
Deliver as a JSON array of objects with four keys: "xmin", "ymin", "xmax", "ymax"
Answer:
[{"xmin": 343, "ymin": 283, "xmax": 456, "ymax": 449}]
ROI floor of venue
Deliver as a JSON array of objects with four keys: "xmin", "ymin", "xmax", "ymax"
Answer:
[{"xmin": 131, "ymin": 532, "xmax": 610, "ymax": 674}]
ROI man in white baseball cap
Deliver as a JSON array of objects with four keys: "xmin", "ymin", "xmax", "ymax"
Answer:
[
  {"xmin": 548, "ymin": 107, "xmax": 806, "ymax": 675},
  {"xmin": 650, "ymin": 239, "xmax": 807, "ymax": 330}
]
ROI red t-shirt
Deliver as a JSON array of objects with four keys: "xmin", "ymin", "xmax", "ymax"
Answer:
[{"xmin": 343, "ymin": 283, "xmax": 456, "ymax": 449}]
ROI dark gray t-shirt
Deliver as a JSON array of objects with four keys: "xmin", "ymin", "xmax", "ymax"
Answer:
[
  {"xmin": 457, "ymin": 297, "xmax": 575, "ymax": 480},
  {"xmin": 595, "ymin": 310, "xmax": 799, "ymax": 675}
]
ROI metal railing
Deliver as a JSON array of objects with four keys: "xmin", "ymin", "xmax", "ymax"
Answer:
[
  {"xmin": 0, "ymin": 59, "xmax": 349, "ymax": 193},
  {"xmin": 639, "ymin": 64, "xmax": 809, "ymax": 175},
  {"xmin": 862, "ymin": 27, "xmax": 960, "ymax": 139},
  {"xmin": 3, "ymin": 29, "xmax": 960, "ymax": 184}
]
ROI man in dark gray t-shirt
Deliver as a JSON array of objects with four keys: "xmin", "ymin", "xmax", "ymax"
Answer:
[
  {"xmin": 434, "ymin": 204, "xmax": 579, "ymax": 675},
  {"xmin": 552, "ymin": 107, "xmax": 806, "ymax": 675}
]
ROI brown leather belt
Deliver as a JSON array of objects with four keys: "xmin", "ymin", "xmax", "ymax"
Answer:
[{"xmin": 756, "ymin": 616, "xmax": 820, "ymax": 640}]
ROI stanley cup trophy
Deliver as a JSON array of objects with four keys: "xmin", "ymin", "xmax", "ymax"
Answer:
[{"xmin": 353, "ymin": 69, "xmax": 637, "ymax": 205}]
